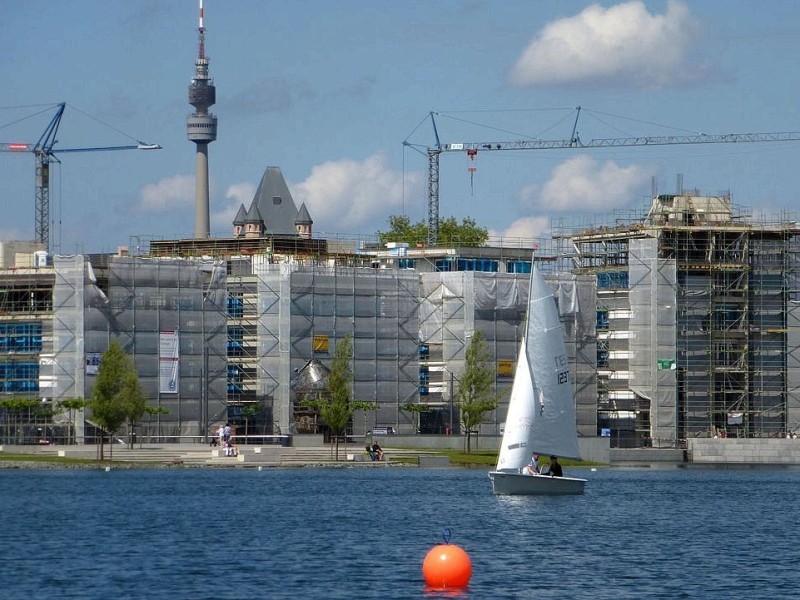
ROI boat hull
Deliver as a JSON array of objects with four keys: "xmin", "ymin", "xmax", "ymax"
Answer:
[{"xmin": 488, "ymin": 471, "xmax": 586, "ymax": 496}]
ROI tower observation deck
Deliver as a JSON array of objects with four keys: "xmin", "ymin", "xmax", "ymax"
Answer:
[{"xmin": 187, "ymin": 0, "xmax": 217, "ymax": 239}]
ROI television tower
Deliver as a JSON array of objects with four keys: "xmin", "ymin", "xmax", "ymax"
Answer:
[{"xmin": 187, "ymin": 0, "xmax": 217, "ymax": 238}]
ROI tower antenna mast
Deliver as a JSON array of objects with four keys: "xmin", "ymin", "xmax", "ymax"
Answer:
[{"xmin": 187, "ymin": 0, "xmax": 217, "ymax": 239}]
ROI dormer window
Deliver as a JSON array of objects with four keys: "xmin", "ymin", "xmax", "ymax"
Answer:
[{"xmin": 273, "ymin": 196, "xmax": 282, "ymax": 205}]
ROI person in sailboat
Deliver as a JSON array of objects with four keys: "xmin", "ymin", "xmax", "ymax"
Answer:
[
  {"xmin": 522, "ymin": 453, "xmax": 541, "ymax": 475},
  {"xmin": 545, "ymin": 455, "xmax": 563, "ymax": 477}
]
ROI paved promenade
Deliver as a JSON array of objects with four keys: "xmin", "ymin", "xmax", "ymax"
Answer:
[{"xmin": 0, "ymin": 441, "xmax": 449, "ymax": 468}]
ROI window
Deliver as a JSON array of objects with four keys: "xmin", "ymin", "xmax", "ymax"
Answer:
[
  {"xmin": 227, "ymin": 294, "xmax": 244, "ymax": 318},
  {"xmin": 398, "ymin": 258, "xmax": 416, "ymax": 269},
  {"xmin": 0, "ymin": 323, "xmax": 43, "ymax": 353},
  {"xmin": 597, "ymin": 271, "xmax": 629, "ymax": 288},
  {"xmin": 506, "ymin": 260, "xmax": 531, "ymax": 274},
  {"xmin": 0, "ymin": 361, "xmax": 39, "ymax": 392},
  {"xmin": 227, "ymin": 326, "xmax": 244, "ymax": 357},
  {"xmin": 227, "ymin": 365, "xmax": 244, "ymax": 396},
  {"xmin": 418, "ymin": 344, "xmax": 429, "ymax": 360}
]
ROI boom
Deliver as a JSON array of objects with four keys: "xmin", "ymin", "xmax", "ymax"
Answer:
[
  {"xmin": 0, "ymin": 102, "xmax": 161, "ymax": 252},
  {"xmin": 405, "ymin": 110, "xmax": 800, "ymax": 246}
]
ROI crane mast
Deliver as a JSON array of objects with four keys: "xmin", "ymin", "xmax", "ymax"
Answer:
[
  {"xmin": 408, "ymin": 110, "xmax": 800, "ymax": 246},
  {"xmin": 0, "ymin": 103, "xmax": 161, "ymax": 252}
]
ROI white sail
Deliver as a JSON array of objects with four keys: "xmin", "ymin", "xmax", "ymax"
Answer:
[
  {"xmin": 495, "ymin": 263, "xmax": 581, "ymax": 469},
  {"xmin": 525, "ymin": 264, "xmax": 582, "ymax": 460},
  {"xmin": 495, "ymin": 338, "xmax": 535, "ymax": 472}
]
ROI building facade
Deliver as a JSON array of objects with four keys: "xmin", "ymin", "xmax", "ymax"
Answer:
[{"xmin": 556, "ymin": 194, "xmax": 800, "ymax": 447}]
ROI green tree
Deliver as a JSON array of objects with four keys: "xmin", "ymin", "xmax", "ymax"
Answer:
[
  {"xmin": 300, "ymin": 335, "xmax": 377, "ymax": 459},
  {"xmin": 242, "ymin": 403, "xmax": 262, "ymax": 438},
  {"xmin": 118, "ymin": 368, "xmax": 147, "ymax": 449},
  {"xmin": 377, "ymin": 215, "xmax": 488, "ymax": 247},
  {"xmin": 456, "ymin": 330, "xmax": 497, "ymax": 453},
  {"xmin": 142, "ymin": 405, "xmax": 169, "ymax": 444},
  {"xmin": 438, "ymin": 216, "xmax": 489, "ymax": 246},
  {"xmin": 377, "ymin": 215, "xmax": 428, "ymax": 246},
  {"xmin": 89, "ymin": 339, "xmax": 131, "ymax": 460}
]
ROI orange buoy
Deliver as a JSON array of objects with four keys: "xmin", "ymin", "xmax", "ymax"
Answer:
[{"xmin": 422, "ymin": 543, "xmax": 472, "ymax": 589}]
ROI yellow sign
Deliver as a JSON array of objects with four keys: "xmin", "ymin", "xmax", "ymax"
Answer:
[
  {"xmin": 313, "ymin": 335, "xmax": 329, "ymax": 353},
  {"xmin": 497, "ymin": 359, "xmax": 514, "ymax": 377}
]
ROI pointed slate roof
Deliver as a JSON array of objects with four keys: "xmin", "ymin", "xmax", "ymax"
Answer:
[
  {"xmin": 295, "ymin": 202, "xmax": 313, "ymax": 225},
  {"xmin": 245, "ymin": 204, "xmax": 263, "ymax": 223},
  {"xmin": 233, "ymin": 204, "xmax": 247, "ymax": 225},
  {"xmin": 247, "ymin": 166, "xmax": 302, "ymax": 236}
]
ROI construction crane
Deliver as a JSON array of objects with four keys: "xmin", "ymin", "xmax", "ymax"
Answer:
[
  {"xmin": 404, "ymin": 108, "xmax": 800, "ymax": 246},
  {"xmin": 0, "ymin": 102, "xmax": 161, "ymax": 252}
]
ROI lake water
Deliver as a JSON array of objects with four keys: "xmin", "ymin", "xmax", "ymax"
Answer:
[{"xmin": 1, "ymin": 465, "xmax": 799, "ymax": 599}]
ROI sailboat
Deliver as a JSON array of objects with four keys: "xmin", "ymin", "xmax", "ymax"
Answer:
[{"xmin": 488, "ymin": 262, "xmax": 587, "ymax": 495}]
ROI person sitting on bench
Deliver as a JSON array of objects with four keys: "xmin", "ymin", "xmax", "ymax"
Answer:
[
  {"xmin": 371, "ymin": 441, "xmax": 384, "ymax": 461},
  {"xmin": 366, "ymin": 444, "xmax": 378, "ymax": 461}
]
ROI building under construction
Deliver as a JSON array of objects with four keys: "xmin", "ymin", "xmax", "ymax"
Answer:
[
  {"xmin": 4, "ymin": 186, "xmax": 800, "ymax": 452},
  {"xmin": 554, "ymin": 193, "xmax": 800, "ymax": 447}
]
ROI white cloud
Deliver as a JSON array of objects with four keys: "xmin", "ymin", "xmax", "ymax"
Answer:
[
  {"xmin": 490, "ymin": 216, "xmax": 550, "ymax": 245},
  {"xmin": 509, "ymin": 0, "xmax": 706, "ymax": 88},
  {"xmin": 536, "ymin": 155, "xmax": 652, "ymax": 211},
  {"xmin": 211, "ymin": 182, "xmax": 255, "ymax": 233},
  {"xmin": 137, "ymin": 174, "xmax": 194, "ymax": 212},
  {"xmin": 291, "ymin": 152, "xmax": 424, "ymax": 233}
]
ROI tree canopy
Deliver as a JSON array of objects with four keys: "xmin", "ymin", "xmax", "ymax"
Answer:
[
  {"xmin": 89, "ymin": 339, "xmax": 152, "ymax": 458},
  {"xmin": 377, "ymin": 215, "xmax": 489, "ymax": 247},
  {"xmin": 299, "ymin": 335, "xmax": 377, "ymax": 458},
  {"xmin": 456, "ymin": 330, "xmax": 498, "ymax": 453}
]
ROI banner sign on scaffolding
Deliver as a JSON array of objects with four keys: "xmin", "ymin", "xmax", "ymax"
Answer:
[{"xmin": 159, "ymin": 330, "xmax": 179, "ymax": 393}]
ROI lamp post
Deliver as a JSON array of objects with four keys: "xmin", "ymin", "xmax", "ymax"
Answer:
[{"xmin": 449, "ymin": 371, "xmax": 454, "ymax": 435}]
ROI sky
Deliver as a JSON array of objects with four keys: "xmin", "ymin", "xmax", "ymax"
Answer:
[{"xmin": 1, "ymin": 0, "xmax": 800, "ymax": 254}]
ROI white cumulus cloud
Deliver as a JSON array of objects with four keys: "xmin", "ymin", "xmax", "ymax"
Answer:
[
  {"xmin": 137, "ymin": 174, "xmax": 194, "ymax": 212},
  {"xmin": 536, "ymin": 155, "xmax": 652, "ymax": 212},
  {"xmin": 490, "ymin": 216, "xmax": 551, "ymax": 246},
  {"xmin": 211, "ymin": 182, "xmax": 256, "ymax": 233},
  {"xmin": 291, "ymin": 152, "xmax": 424, "ymax": 233},
  {"xmin": 509, "ymin": 0, "xmax": 707, "ymax": 88}
]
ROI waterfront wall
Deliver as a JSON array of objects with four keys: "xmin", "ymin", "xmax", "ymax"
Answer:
[
  {"xmin": 688, "ymin": 438, "xmax": 800, "ymax": 464},
  {"xmin": 375, "ymin": 434, "xmax": 610, "ymax": 464}
]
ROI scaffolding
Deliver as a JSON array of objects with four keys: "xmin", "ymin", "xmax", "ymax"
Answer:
[
  {"xmin": 48, "ymin": 255, "xmax": 229, "ymax": 442},
  {"xmin": 418, "ymin": 270, "xmax": 597, "ymax": 437},
  {"xmin": 0, "ymin": 267, "xmax": 54, "ymax": 442},
  {"xmin": 251, "ymin": 262, "xmax": 421, "ymax": 436},
  {"xmin": 556, "ymin": 194, "xmax": 800, "ymax": 447}
]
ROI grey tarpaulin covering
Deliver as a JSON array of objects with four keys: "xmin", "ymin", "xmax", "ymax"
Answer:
[
  {"xmin": 419, "ymin": 270, "xmax": 597, "ymax": 436},
  {"xmin": 628, "ymin": 238, "xmax": 677, "ymax": 443},
  {"xmin": 54, "ymin": 255, "xmax": 228, "ymax": 440},
  {"xmin": 258, "ymin": 263, "xmax": 420, "ymax": 435}
]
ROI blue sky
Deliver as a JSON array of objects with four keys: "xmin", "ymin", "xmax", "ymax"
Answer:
[{"xmin": 1, "ymin": 0, "xmax": 799, "ymax": 253}]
